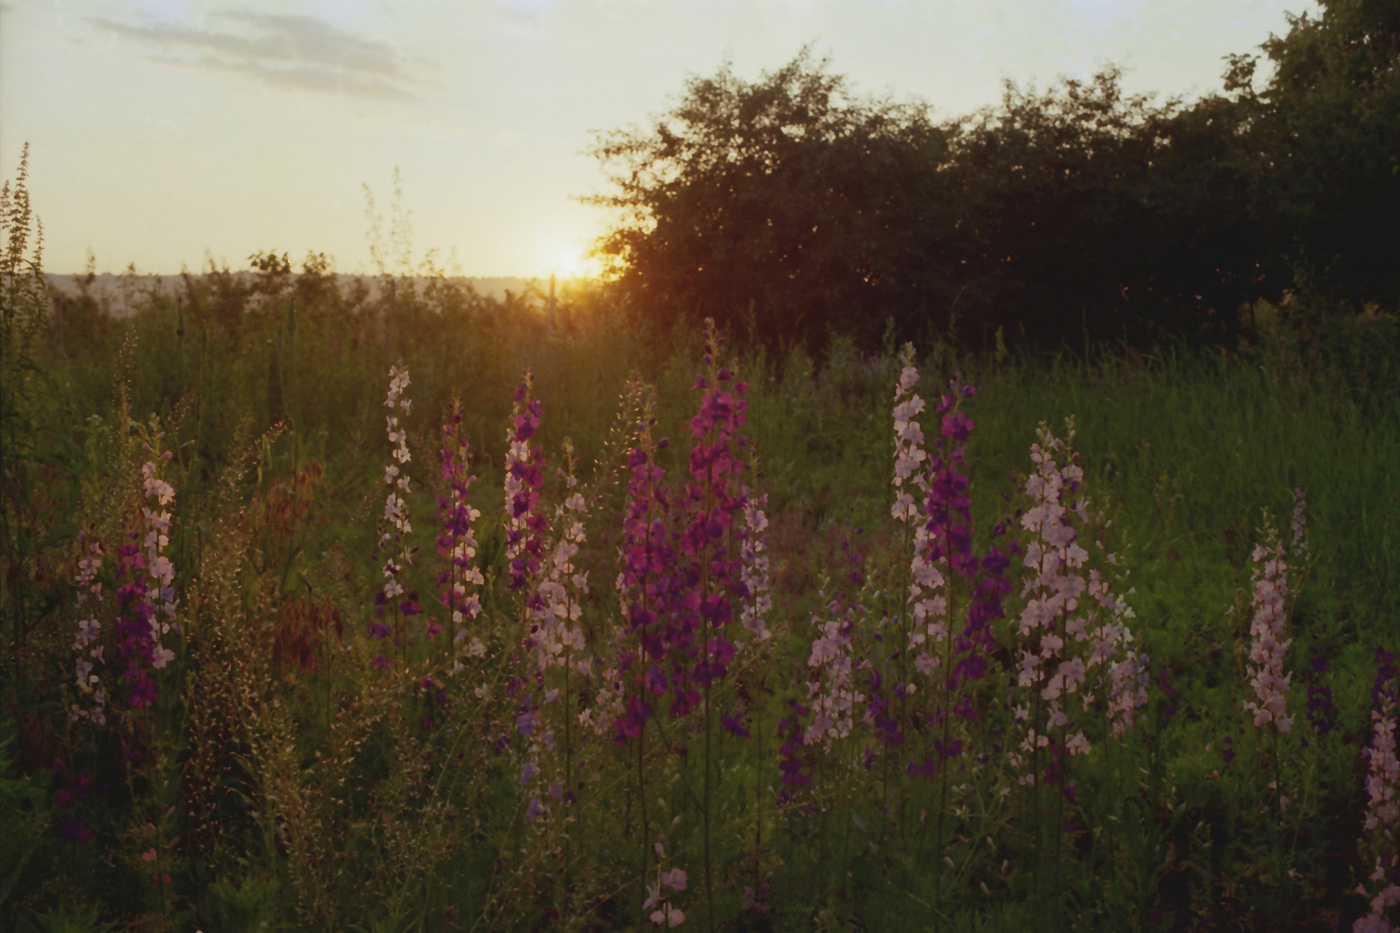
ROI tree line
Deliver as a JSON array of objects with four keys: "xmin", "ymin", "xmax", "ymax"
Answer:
[{"xmin": 587, "ymin": 0, "xmax": 1400, "ymax": 353}]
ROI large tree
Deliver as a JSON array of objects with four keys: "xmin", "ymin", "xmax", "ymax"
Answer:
[
  {"xmin": 588, "ymin": 49, "xmax": 955, "ymax": 348},
  {"xmin": 1245, "ymin": 0, "xmax": 1400, "ymax": 310}
]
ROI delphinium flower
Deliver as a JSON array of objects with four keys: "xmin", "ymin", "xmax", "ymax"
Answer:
[
  {"xmin": 69, "ymin": 534, "xmax": 107, "ymax": 725},
  {"xmin": 605, "ymin": 383, "xmax": 679, "ymax": 914},
  {"xmin": 436, "ymin": 399, "xmax": 486, "ymax": 672},
  {"xmin": 608, "ymin": 385, "xmax": 676, "ymax": 745},
  {"xmin": 525, "ymin": 439, "xmax": 593, "ymax": 821},
  {"xmin": 1290, "ymin": 487, "xmax": 1309, "ymax": 562},
  {"xmin": 913, "ymin": 373, "xmax": 1000, "ymax": 775},
  {"xmin": 140, "ymin": 458, "xmax": 178, "ymax": 670},
  {"xmin": 51, "ymin": 758, "xmax": 95, "ymax": 844},
  {"xmin": 1243, "ymin": 521, "xmax": 1292, "ymax": 735},
  {"xmin": 1355, "ymin": 647, "xmax": 1399, "ymax": 933},
  {"xmin": 112, "ymin": 530, "xmax": 159, "ymax": 709},
  {"xmin": 777, "ymin": 698, "xmax": 813, "ymax": 803},
  {"xmin": 109, "ymin": 444, "xmax": 180, "ymax": 711},
  {"xmin": 891, "ymin": 343, "xmax": 930, "ymax": 528},
  {"xmin": 645, "ymin": 844, "xmax": 688, "ymax": 927},
  {"xmin": 1010, "ymin": 420, "xmax": 1140, "ymax": 793},
  {"xmin": 497, "ymin": 373, "xmax": 562, "ymax": 824},
  {"xmin": 1009, "ymin": 421, "xmax": 1089, "ymax": 784},
  {"xmin": 372, "ymin": 364, "xmax": 415, "ymax": 664},
  {"xmin": 738, "ymin": 481, "xmax": 773, "ymax": 645},
  {"xmin": 1081, "ymin": 517, "xmax": 1149, "ymax": 739},
  {"xmin": 882, "ymin": 344, "xmax": 936, "ymax": 758},
  {"xmin": 503, "ymin": 371, "xmax": 547, "ymax": 596},
  {"xmin": 1300, "ymin": 642, "xmax": 1338, "ymax": 740},
  {"xmin": 673, "ymin": 318, "xmax": 750, "ymax": 720},
  {"xmin": 677, "ymin": 319, "xmax": 752, "ymax": 928},
  {"xmin": 805, "ymin": 595, "xmax": 864, "ymax": 748},
  {"xmin": 530, "ymin": 438, "xmax": 590, "ymax": 680},
  {"xmin": 1103, "ymin": 596, "xmax": 1151, "ymax": 739}
]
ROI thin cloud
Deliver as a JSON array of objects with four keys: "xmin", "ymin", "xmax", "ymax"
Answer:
[{"xmin": 87, "ymin": 10, "xmax": 422, "ymax": 100}]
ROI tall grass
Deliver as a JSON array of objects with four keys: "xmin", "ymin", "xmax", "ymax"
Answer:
[{"xmin": 3, "ymin": 206, "xmax": 1399, "ymax": 931}]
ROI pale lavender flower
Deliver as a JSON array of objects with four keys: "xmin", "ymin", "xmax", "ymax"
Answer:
[
  {"xmin": 890, "ymin": 344, "xmax": 930, "ymax": 525},
  {"xmin": 1355, "ymin": 648, "xmax": 1399, "ymax": 932},
  {"xmin": 373, "ymin": 365, "xmax": 415, "ymax": 648},
  {"xmin": 804, "ymin": 598, "xmax": 864, "ymax": 747},
  {"xmin": 69, "ymin": 536, "xmax": 107, "ymax": 724},
  {"xmin": 1290, "ymin": 487, "xmax": 1309, "ymax": 562},
  {"xmin": 738, "ymin": 487, "xmax": 773, "ymax": 644},
  {"xmin": 1010, "ymin": 419, "xmax": 1143, "ymax": 783},
  {"xmin": 140, "ymin": 461, "xmax": 178, "ymax": 669},
  {"xmin": 530, "ymin": 439, "xmax": 590, "ymax": 676},
  {"xmin": 1243, "ymin": 525, "xmax": 1293, "ymax": 734}
]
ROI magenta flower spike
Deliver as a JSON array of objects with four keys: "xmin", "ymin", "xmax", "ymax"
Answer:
[
  {"xmin": 610, "ymin": 385, "xmax": 678, "ymax": 741},
  {"xmin": 100, "ymin": 437, "xmax": 180, "ymax": 712},
  {"xmin": 676, "ymin": 318, "xmax": 749, "ymax": 713}
]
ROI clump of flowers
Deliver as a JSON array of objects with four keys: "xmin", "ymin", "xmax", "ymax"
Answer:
[
  {"xmin": 371, "ymin": 364, "xmax": 416, "ymax": 662},
  {"xmin": 1354, "ymin": 647, "xmax": 1399, "ymax": 933},
  {"xmin": 805, "ymin": 596, "xmax": 863, "ymax": 747},
  {"xmin": 1010, "ymin": 419, "xmax": 1142, "ymax": 786},
  {"xmin": 107, "ymin": 442, "xmax": 180, "ymax": 711}
]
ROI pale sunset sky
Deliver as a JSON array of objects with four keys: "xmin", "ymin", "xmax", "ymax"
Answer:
[{"xmin": 1, "ymin": 0, "xmax": 1314, "ymax": 277}]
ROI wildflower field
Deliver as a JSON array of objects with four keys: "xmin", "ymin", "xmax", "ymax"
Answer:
[{"xmin": 4, "ymin": 196, "xmax": 1400, "ymax": 930}]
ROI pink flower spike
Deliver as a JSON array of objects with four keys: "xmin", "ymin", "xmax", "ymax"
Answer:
[{"xmin": 1243, "ymin": 522, "xmax": 1292, "ymax": 737}]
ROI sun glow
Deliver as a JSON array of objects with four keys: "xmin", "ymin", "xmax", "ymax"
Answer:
[{"xmin": 538, "ymin": 238, "xmax": 601, "ymax": 280}]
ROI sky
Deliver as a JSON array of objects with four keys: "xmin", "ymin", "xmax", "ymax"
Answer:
[{"xmin": 1, "ymin": 0, "xmax": 1316, "ymax": 278}]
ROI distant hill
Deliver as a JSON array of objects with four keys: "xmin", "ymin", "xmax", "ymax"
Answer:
[{"xmin": 44, "ymin": 272, "xmax": 541, "ymax": 316}]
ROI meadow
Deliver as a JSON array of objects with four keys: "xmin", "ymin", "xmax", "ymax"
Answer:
[{"xmin": 3, "ymin": 237, "xmax": 1400, "ymax": 932}]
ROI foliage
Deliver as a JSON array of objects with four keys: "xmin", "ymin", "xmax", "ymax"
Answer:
[{"xmin": 588, "ymin": 1, "xmax": 1400, "ymax": 353}]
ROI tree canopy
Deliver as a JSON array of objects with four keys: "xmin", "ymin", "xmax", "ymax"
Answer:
[{"xmin": 589, "ymin": 2, "xmax": 1400, "ymax": 353}]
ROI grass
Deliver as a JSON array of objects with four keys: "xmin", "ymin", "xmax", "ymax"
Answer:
[{"xmin": 2, "ymin": 250, "xmax": 1398, "ymax": 932}]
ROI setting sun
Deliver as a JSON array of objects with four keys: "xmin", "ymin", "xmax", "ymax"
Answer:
[{"xmin": 540, "ymin": 238, "xmax": 599, "ymax": 280}]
